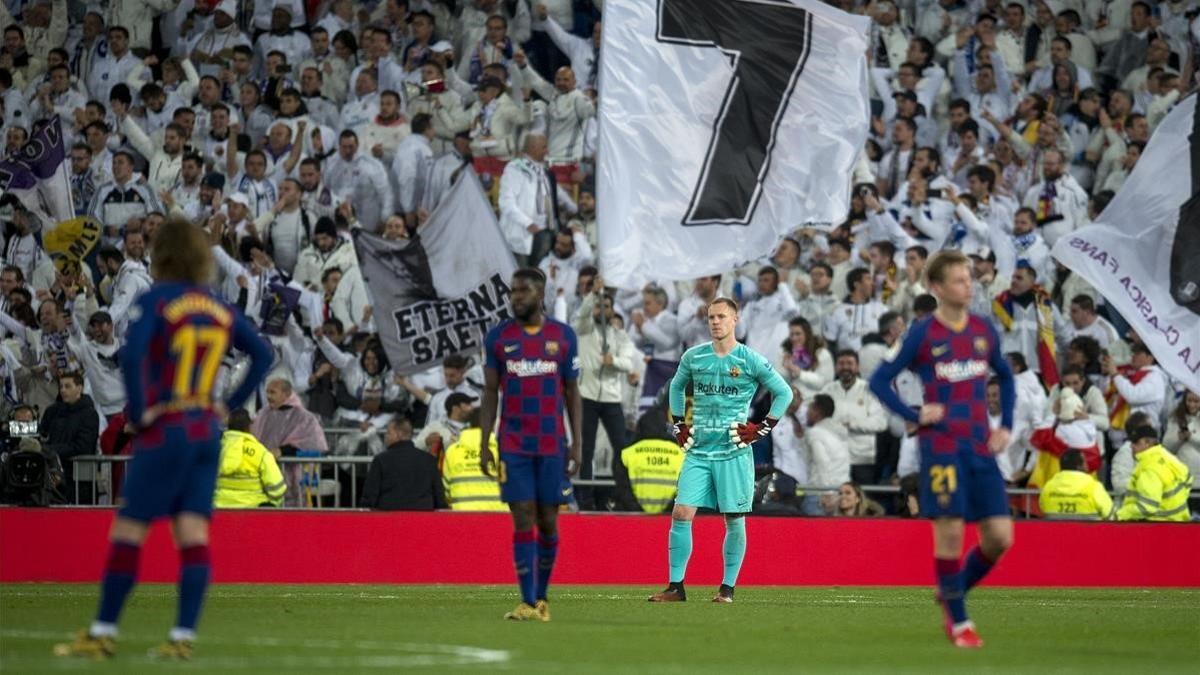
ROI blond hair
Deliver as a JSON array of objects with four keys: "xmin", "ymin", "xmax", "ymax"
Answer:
[
  {"xmin": 924, "ymin": 249, "xmax": 971, "ymax": 287},
  {"xmin": 151, "ymin": 218, "xmax": 213, "ymax": 284}
]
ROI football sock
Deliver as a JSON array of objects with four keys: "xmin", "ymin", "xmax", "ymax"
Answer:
[
  {"xmin": 94, "ymin": 540, "xmax": 141, "ymax": 629},
  {"xmin": 668, "ymin": 519, "xmax": 693, "ymax": 584},
  {"xmin": 960, "ymin": 546, "xmax": 996, "ymax": 592},
  {"xmin": 935, "ymin": 556, "xmax": 969, "ymax": 625},
  {"xmin": 536, "ymin": 533, "xmax": 559, "ymax": 601},
  {"xmin": 513, "ymin": 530, "xmax": 537, "ymax": 605},
  {"xmin": 722, "ymin": 518, "xmax": 747, "ymax": 588},
  {"xmin": 176, "ymin": 545, "xmax": 211, "ymax": 633}
]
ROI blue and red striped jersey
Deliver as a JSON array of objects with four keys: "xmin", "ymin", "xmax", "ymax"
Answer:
[
  {"xmin": 869, "ymin": 313, "xmax": 1015, "ymax": 456},
  {"xmin": 121, "ymin": 282, "xmax": 272, "ymax": 425},
  {"xmin": 484, "ymin": 318, "xmax": 580, "ymax": 456}
]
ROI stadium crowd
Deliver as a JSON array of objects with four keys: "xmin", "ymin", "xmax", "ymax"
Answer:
[{"xmin": 0, "ymin": 0, "xmax": 1196, "ymax": 521}]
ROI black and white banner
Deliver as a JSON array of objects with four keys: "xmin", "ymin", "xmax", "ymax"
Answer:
[
  {"xmin": 1051, "ymin": 94, "xmax": 1200, "ymax": 392},
  {"xmin": 596, "ymin": 0, "xmax": 870, "ymax": 288},
  {"xmin": 354, "ymin": 173, "xmax": 517, "ymax": 374}
]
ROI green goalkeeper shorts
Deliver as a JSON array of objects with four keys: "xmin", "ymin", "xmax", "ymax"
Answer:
[{"xmin": 675, "ymin": 452, "xmax": 755, "ymax": 514}]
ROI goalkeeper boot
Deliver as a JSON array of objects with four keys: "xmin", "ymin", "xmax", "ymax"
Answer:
[
  {"xmin": 52, "ymin": 630, "xmax": 116, "ymax": 660},
  {"xmin": 148, "ymin": 640, "xmax": 194, "ymax": 661},
  {"xmin": 647, "ymin": 582, "xmax": 686, "ymax": 602},
  {"xmin": 534, "ymin": 600, "xmax": 551, "ymax": 622},
  {"xmin": 504, "ymin": 602, "xmax": 542, "ymax": 621},
  {"xmin": 712, "ymin": 584, "xmax": 735, "ymax": 603}
]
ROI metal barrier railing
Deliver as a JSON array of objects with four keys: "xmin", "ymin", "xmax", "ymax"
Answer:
[{"xmin": 65, "ymin": 455, "xmax": 1197, "ymax": 518}]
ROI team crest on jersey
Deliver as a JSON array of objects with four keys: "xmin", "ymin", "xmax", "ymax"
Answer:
[
  {"xmin": 729, "ymin": 365, "xmax": 741, "ymax": 378},
  {"xmin": 546, "ymin": 341, "xmax": 560, "ymax": 355},
  {"xmin": 974, "ymin": 336, "xmax": 989, "ymax": 355}
]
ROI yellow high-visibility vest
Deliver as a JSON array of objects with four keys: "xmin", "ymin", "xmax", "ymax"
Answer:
[
  {"xmin": 214, "ymin": 430, "xmax": 287, "ymax": 508},
  {"xmin": 620, "ymin": 438, "xmax": 684, "ymax": 514},
  {"xmin": 442, "ymin": 428, "xmax": 507, "ymax": 512},
  {"xmin": 1038, "ymin": 470, "xmax": 1113, "ymax": 520},
  {"xmin": 1117, "ymin": 445, "xmax": 1193, "ymax": 522}
]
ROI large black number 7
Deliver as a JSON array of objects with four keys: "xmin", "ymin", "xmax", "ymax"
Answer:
[{"xmin": 657, "ymin": 0, "xmax": 812, "ymax": 226}]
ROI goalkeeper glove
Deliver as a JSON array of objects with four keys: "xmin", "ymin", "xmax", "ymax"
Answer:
[
  {"xmin": 729, "ymin": 417, "xmax": 778, "ymax": 448},
  {"xmin": 672, "ymin": 417, "xmax": 694, "ymax": 452}
]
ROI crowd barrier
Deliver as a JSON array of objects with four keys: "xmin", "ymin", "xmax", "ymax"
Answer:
[{"xmin": 2, "ymin": 508, "xmax": 1197, "ymax": 587}]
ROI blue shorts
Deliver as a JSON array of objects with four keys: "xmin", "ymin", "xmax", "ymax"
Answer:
[
  {"xmin": 499, "ymin": 452, "xmax": 571, "ymax": 505},
  {"xmin": 919, "ymin": 445, "xmax": 1009, "ymax": 523},
  {"xmin": 119, "ymin": 417, "xmax": 222, "ymax": 522},
  {"xmin": 676, "ymin": 452, "xmax": 755, "ymax": 514}
]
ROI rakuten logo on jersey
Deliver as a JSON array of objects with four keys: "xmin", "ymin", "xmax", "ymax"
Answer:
[
  {"xmin": 695, "ymin": 381, "xmax": 739, "ymax": 396},
  {"xmin": 507, "ymin": 360, "xmax": 559, "ymax": 377},
  {"xmin": 934, "ymin": 359, "xmax": 989, "ymax": 382}
]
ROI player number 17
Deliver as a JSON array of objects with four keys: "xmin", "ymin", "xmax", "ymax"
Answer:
[{"xmin": 170, "ymin": 326, "xmax": 229, "ymax": 401}]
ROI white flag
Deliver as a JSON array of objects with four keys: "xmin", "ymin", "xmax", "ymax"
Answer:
[
  {"xmin": 354, "ymin": 173, "xmax": 518, "ymax": 375},
  {"xmin": 1051, "ymin": 94, "xmax": 1200, "ymax": 392},
  {"xmin": 596, "ymin": 0, "xmax": 870, "ymax": 289}
]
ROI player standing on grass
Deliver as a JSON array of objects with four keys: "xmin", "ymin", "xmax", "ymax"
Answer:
[
  {"xmin": 868, "ymin": 250, "xmax": 1016, "ymax": 649},
  {"xmin": 649, "ymin": 297, "xmax": 792, "ymax": 603},
  {"xmin": 55, "ymin": 220, "xmax": 272, "ymax": 661},
  {"xmin": 480, "ymin": 268, "xmax": 583, "ymax": 622}
]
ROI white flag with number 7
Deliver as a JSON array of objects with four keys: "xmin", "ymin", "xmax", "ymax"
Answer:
[{"xmin": 596, "ymin": 0, "xmax": 871, "ymax": 289}]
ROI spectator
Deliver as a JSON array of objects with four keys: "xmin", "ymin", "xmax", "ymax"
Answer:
[
  {"xmin": 64, "ymin": 306, "xmax": 124, "ymax": 420},
  {"xmin": 820, "ymin": 350, "xmax": 888, "ymax": 485},
  {"xmin": 1038, "ymin": 449, "xmax": 1113, "ymax": 520},
  {"xmin": 1103, "ymin": 343, "xmax": 1169, "ymax": 431},
  {"xmin": 770, "ymin": 386, "xmax": 807, "ymax": 483},
  {"xmin": 825, "ymin": 268, "xmax": 889, "ymax": 352},
  {"xmin": 629, "ymin": 285, "xmax": 680, "ymax": 408},
  {"xmin": 777, "ymin": 317, "xmax": 833, "ymax": 404},
  {"xmin": 1116, "ymin": 425, "xmax": 1192, "ymax": 522},
  {"xmin": 498, "ymin": 133, "xmax": 576, "ymax": 266},
  {"xmin": 251, "ymin": 378, "xmax": 329, "ymax": 506},
  {"xmin": 573, "ymin": 285, "xmax": 635, "ymax": 508},
  {"xmin": 88, "ymin": 151, "xmax": 159, "ymax": 240},
  {"xmin": 833, "ymin": 481, "xmax": 886, "ymax": 517},
  {"xmin": 800, "ymin": 393, "xmax": 849, "ymax": 516},
  {"xmin": 467, "ymin": 76, "xmax": 525, "ymax": 160},
  {"xmin": 397, "ymin": 354, "xmax": 483, "ymax": 429},
  {"xmin": 389, "ymin": 111, "xmax": 432, "ymax": 225},
  {"xmin": 736, "ymin": 266, "xmax": 798, "ymax": 359},
  {"xmin": 362, "ymin": 417, "xmax": 446, "ymax": 510},
  {"xmin": 214, "ymin": 409, "xmax": 287, "ymax": 508},
  {"xmin": 993, "ymin": 261, "xmax": 1068, "ymax": 381},
  {"xmin": 1021, "ymin": 148, "xmax": 1089, "ymax": 247},
  {"xmin": 414, "ymin": 392, "xmax": 476, "ymax": 457},
  {"xmin": 1164, "ymin": 391, "xmax": 1200, "ymax": 510},
  {"xmin": 39, "ymin": 372, "xmax": 99, "ymax": 503},
  {"xmin": 517, "ymin": 53, "xmax": 594, "ymax": 163},
  {"xmin": 323, "ymin": 129, "xmax": 393, "ymax": 231}
]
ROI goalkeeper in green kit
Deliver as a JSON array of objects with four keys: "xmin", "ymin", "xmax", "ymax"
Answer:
[{"xmin": 648, "ymin": 298, "xmax": 793, "ymax": 603}]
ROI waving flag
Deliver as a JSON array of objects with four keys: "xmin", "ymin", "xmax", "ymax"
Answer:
[
  {"xmin": 596, "ymin": 0, "xmax": 870, "ymax": 288},
  {"xmin": 0, "ymin": 116, "xmax": 97, "ymax": 271},
  {"xmin": 1051, "ymin": 95, "xmax": 1200, "ymax": 393},
  {"xmin": 354, "ymin": 173, "xmax": 518, "ymax": 375}
]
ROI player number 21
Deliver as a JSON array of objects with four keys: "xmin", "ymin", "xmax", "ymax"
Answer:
[
  {"xmin": 170, "ymin": 326, "xmax": 229, "ymax": 401},
  {"xmin": 930, "ymin": 465, "xmax": 958, "ymax": 495}
]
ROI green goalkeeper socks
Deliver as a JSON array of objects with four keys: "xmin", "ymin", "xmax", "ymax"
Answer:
[
  {"xmin": 722, "ymin": 517, "xmax": 747, "ymax": 588},
  {"xmin": 668, "ymin": 520, "xmax": 693, "ymax": 583}
]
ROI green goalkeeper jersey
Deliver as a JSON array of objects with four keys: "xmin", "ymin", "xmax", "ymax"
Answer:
[{"xmin": 668, "ymin": 342, "xmax": 793, "ymax": 460}]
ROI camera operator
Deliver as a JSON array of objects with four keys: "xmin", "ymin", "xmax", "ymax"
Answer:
[
  {"xmin": 0, "ymin": 404, "xmax": 64, "ymax": 504},
  {"xmin": 572, "ymin": 275, "xmax": 635, "ymax": 510}
]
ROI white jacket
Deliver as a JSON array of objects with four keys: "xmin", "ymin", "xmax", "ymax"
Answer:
[
  {"xmin": 778, "ymin": 347, "xmax": 834, "ymax": 403},
  {"xmin": 122, "ymin": 116, "xmax": 181, "ymax": 194},
  {"xmin": 294, "ymin": 240, "xmax": 360, "ymax": 293},
  {"xmin": 574, "ymin": 293, "xmax": 636, "ymax": 403},
  {"xmin": 820, "ymin": 378, "xmax": 888, "ymax": 465},
  {"xmin": 736, "ymin": 289, "xmax": 798, "ymax": 359},
  {"xmin": 108, "ymin": 0, "xmax": 178, "ymax": 51},
  {"xmin": 823, "ymin": 299, "xmax": 889, "ymax": 352},
  {"xmin": 772, "ymin": 414, "xmax": 808, "ymax": 483},
  {"xmin": 522, "ymin": 66, "xmax": 595, "ymax": 161},
  {"xmin": 629, "ymin": 310, "xmax": 681, "ymax": 362},
  {"xmin": 1022, "ymin": 174, "xmax": 1090, "ymax": 247},
  {"xmin": 324, "ymin": 152, "xmax": 393, "ymax": 231},
  {"xmin": 1111, "ymin": 366, "xmax": 1170, "ymax": 427},
  {"xmin": 390, "ymin": 133, "xmax": 433, "ymax": 214},
  {"xmin": 498, "ymin": 157, "xmax": 576, "ymax": 255},
  {"xmin": 803, "ymin": 417, "xmax": 851, "ymax": 488},
  {"xmin": 109, "ymin": 259, "xmax": 152, "ymax": 336}
]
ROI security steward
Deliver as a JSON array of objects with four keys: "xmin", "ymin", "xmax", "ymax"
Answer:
[
  {"xmin": 1116, "ymin": 425, "xmax": 1193, "ymax": 522},
  {"xmin": 1038, "ymin": 449, "xmax": 1113, "ymax": 519},
  {"xmin": 442, "ymin": 426, "xmax": 506, "ymax": 511},
  {"xmin": 214, "ymin": 409, "xmax": 287, "ymax": 508}
]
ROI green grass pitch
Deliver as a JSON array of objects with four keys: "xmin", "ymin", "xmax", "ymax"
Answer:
[{"xmin": 1, "ymin": 585, "xmax": 1197, "ymax": 673}]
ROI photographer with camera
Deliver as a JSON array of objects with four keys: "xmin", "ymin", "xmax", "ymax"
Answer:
[
  {"xmin": 572, "ymin": 275, "xmax": 635, "ymax": 510},
  {"xmin": 0, "ymin": 404, "xmax": 64, "ymax": 505}
]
